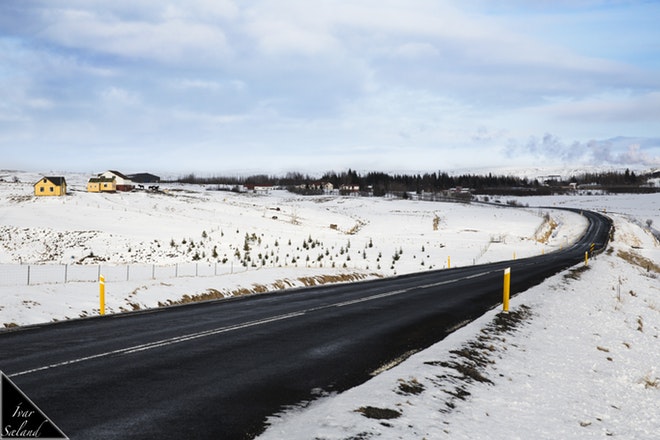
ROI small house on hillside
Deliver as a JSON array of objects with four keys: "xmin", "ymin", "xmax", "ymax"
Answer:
[
  {"xmin": 34, "ymin": 176, "xmax": 67, "ymax": 196},
  {"xmin": 99, "ymin": 170, "xmax": 134, "ymax": 191},
  {"xmin": 87, "ymin": 177, "xmax": 116, "ymax": 193}
]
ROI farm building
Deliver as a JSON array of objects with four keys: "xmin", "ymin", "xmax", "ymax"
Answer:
[
  {"xmin": 99, "ymin": 170, "xmax": 134, "ymax": 191},
  {"xmin": 87, "ymin": 177, "xmax": 116, "ymax": 193},
  {"xmin": 245, "ymin": 184, "xmax": 273, "ymax": 193},
  {"xmin": 308, "ymin": 181, "xmax": 334, "ymax": 191},
  {"xmin": 34, "ymin": 176, "xmax": 67, "ymax": 196},
  {"xmin": 128, "ymin": 173, "xmax": 160, "ymax": 184}
]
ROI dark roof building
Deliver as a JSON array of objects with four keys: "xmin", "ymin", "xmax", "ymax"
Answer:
[
  {"xmin": 34, "ymin": 176, "xmax": 67, "ymax": 196},
  {"xmin": 128, "ymin": 173, "xmax": 161, "ymax": 183}
]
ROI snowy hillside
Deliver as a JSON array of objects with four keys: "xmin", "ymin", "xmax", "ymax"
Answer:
[
  {"xmin": 1, "ymin": 171, "xmax": 587, "ymax": 326},
  {"xmin": 1, "ymin": 171, "xmax": 658, "ymax": 439}
]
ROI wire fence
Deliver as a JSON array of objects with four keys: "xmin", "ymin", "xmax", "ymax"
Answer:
[{"xmin": 0, "ymin": 262, "xmax": 244, "ymax": 287}]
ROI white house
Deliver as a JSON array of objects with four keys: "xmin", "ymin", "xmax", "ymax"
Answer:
[{"xmin": 99, "ymin": 170, "xmax": 134, "ymax": 191}]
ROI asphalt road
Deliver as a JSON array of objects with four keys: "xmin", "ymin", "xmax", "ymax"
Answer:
[{"xmin": 0, "ymin": 209, "xmax": 612, "ymax": 439}]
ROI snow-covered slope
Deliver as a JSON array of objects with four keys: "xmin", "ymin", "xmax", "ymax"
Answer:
[
  {"xmin": 1, "ymin": 173, "xmax": 587, "ymax": 326},
  {"xmin": 258, "ymin": 200, "xmax": 659, "ymax": 440}
]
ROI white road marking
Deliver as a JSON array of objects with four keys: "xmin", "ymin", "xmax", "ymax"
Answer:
[
  {"xmin": 9, "ymin": 311, "xmax": 305, "ymax": 377},
  {"xmin": 10, "ymin": 269, "xmax": 496, "ymax": 378},
  {"xmin": 334, "ymin": 269, "xmax": 497, "ymax": 308}
]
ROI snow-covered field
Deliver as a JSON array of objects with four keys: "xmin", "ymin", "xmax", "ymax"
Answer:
[
  {"xmin": 1, "ymin": 171, "xmax": 658, "ymax": 439},
  {"xmin": 0, "ymin": 171, "xmax": 587, "ymax": 326}
]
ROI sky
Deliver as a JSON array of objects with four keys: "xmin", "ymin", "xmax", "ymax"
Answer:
[{"xmin": 1, "ymin": 0, "xmax": 659, "ymax": 175}]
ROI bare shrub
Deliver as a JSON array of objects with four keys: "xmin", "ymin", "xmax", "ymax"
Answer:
[{"xmin": 355, "ymin": 406, "xmax": 401, "ymax": 420}]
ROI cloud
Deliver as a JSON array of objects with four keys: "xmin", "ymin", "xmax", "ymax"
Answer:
[
  {"xmin": 507, "ymin": 134, "xmax": 660, "ymax": 167},
  {"xmin": 522, "ymin": 133, "xmax": 588, "ymax": 162},
  {"xmin": 0, "ymin": 0, "xmax": 658, "ymax": 173},
  {"xmin": 100, "ymin": 87, "xmax": 140, "ymax": 106},
  {"xmin": 589, "ymin": 138, "xmax": 660, "ymax": 167},
  {"xmin": 244, "ymin": 4, "xmax": 342, "ymax": 56},
  {"xmin": 615, "ymin": 143, "xmax": 660, "ymax": 166},
  {"xmin": 537, "ymin": 91, "xmax": 660, "ymax": 123},
  {"xmin": 37, "ymin": 4, "xmax": 231, "ymax": 63},
  {"xmin": 14, "ymin": 1, "xmax": 656, "ymax": 105}
]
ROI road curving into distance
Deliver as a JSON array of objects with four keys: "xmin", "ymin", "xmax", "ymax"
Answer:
[{"xmin": 0, "ymin": 208, "xmax": 612, "ymax": 439}]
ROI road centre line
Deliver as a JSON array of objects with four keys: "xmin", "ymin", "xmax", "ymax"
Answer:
[
  {"xmin": 10, "ymin": 268, "xmax": 497, "ymax": 378},
  {"xmin": 122, "ymin": 311, "xmax": 306, "ymax": 354},
  {"xmin": 9, "ymin": 311, "xmax": 305, "ymax": 378},
  {"xmin": 333, "ymin": 269, "xmax": 496, "ymax": 307}
]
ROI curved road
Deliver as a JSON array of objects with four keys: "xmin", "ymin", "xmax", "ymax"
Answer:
[{"xmin": 0, "ymin": 209, "xmax": 612, "ymax": 439}]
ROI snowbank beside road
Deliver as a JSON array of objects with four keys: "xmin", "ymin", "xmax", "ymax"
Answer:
[{"xmin": 258, "ymin": 210, "xmax": 660, "ymax": 440}]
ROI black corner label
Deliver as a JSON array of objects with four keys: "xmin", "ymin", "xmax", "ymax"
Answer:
[{"xmin": 1, "ymin": 372, "xmax": 67, "ymax": 439}]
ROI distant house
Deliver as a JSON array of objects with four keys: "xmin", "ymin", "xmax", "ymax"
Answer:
[
  {"xmin": 87, "ymin": 176, "xmax": 117, "ymax": 193},
  {"xmin": 308, "ymin": 181, "xmax": 334, "ymax": 192},
  {"xmin": 128, "ymin": 173, "xmax": 160, "ymax": 184},
  {"xmin": 245, "ymin": 184, "xmax": 273, "ymax": 193},
  {"xmin": 99, "ymin": 170, "xmax": 134, "ymax": 191},
  {"xmin": 34, "ymin": 176, "xmax": 67, "ymax": 196},
  {"xmin": 539, "ymin": 175, "xmax": 562, "ymax": 186},
  {"xmin": 339, "ymin": 184, "xmax": 360, "ymax": 193}
]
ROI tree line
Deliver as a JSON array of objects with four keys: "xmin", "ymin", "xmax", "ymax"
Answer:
[{"xmin": 174, "ymin": 168, "xmax": 657, "ymax": 195}]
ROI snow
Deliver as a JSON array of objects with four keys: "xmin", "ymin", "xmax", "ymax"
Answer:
[
  {"xmin": 0, "ymin": 172, "xmax": 587, "ymax": 325},
  {"xmin": 258, "ymin": 197, "xmax": 660, "ymax": 440},
  {"xmin": 1, "ymin": 171, "xmax": 658, "ymax": 439}
]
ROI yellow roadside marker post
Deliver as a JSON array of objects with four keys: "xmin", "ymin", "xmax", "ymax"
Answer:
[
  {"xmin": 100, "ymin": 275, "xmax": 106, "ymax": 316},
  {"xmin": 447, "ymin": 256, "xmax": 451, "ymax": 269},
  {"xmin": 503, "ymin": 267, "xmax": 511, "ymax": 313}
]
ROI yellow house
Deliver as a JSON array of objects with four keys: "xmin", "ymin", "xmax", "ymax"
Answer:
[
  {"xmin": 34, "ymin": 176, "xmax": 67, "ymax": 196},
  {"xmin": 87, "ymin": 177, "xmax": 117, "ymax": 193}
]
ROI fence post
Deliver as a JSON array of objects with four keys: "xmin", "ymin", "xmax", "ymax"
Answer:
[
  {"xmin": 27, "ymin": 265, "xmax": 30, "ymax": 286},
  {"xmin": 99, "ymin": 275, "xmax": 105, "ymax": 316},
  {"xmin": 503, "ymin": 267, "xmax": 511, "ymax": 312},
  {"xmin": 64, "ymin": 264, "xmax": 68, "ymax": 283},
  {"xmin": 152, "ymin": 264, "xmax": 155, "ymax": 280},
  {"xmin": 126, "ymin": 265, "xmax": 130, "ymax": 281}
]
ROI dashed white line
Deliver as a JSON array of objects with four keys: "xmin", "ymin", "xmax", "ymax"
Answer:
[
  {"xmin": 10, "ymin": 269, "xmax": 496, "ymax": 378},
  {"xmin": 9, "ymin": 311, "xmax": 305, "ymax": 378}
]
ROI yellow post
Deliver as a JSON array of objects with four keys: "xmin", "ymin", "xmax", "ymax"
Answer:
[
  {"xmin": 513, "ymin": 251, "xmax": 516, "ymax": 260},
  {"xmin": 503, "ymin": 267, "xmax": 511, "ymax": 312},
  {"xmin": 585, "ymin": 251, "xmax": 589, "ymax": 266},
  {"xmin": 99, "ymin": 275, "xmax": 106, "ymax": 316},
  {"xmin": 447, "ymin": 256, "xmax": 451, "ymax": 269}
]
